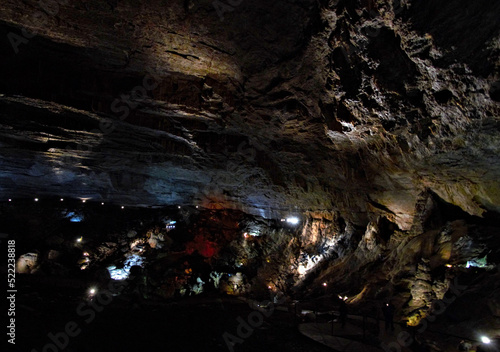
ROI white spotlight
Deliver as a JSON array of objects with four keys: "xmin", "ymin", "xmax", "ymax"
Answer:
[
  {"xmin": 121, "ymin": 206, "xmax": 125, "ymax": 209},
  {"xmin": 101, "ymin": 202, "xmax": 104, "ymax": 205},
  {"xmin": 77, "ymin": 237, "xmax": 83, "ymax": 243},
  {"xmin": 323, "ymin": 282, "xmax": 327, "ymax": 287},
  {"xmin": 89, "ymin": 288, "xmax": 96, "ymax": 295},
  {"xmin": 60, "ymin": 198, "xmax": 64, "ymax": 201},
  {"xmin": 82, "ymin": 199, "xmax": 86, "ymax": 203},
  {"xmin": 286, "ymin": 217, "xmax": 300, "ymax": 225},
  {"xmin": 34, "ymin": 198, "xmax": 39, "ymax": 202},
  {"xmin": 8, "ymin": 199, "xmax": 11, "ymax": 202},
  {"xmin": 481, "ymin": 336, "xmax": 491, "ymax": 344}
]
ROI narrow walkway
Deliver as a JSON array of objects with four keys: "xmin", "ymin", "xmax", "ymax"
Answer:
[
  {"xmin": 299, "ymin": 318, "xmax": 385, "ymax": 352},
  {"xmin": 298, "ymin": 311, "xmax": 414, "ymax": 352}
]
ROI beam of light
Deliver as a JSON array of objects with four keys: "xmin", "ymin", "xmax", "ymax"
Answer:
[
  {"xmin": 481, "ymin": 336, "xmax": 491, "ymax": 344},
  {"xmin": 286, "ymin": 217, "xmax": 300, "ymax": 225}
]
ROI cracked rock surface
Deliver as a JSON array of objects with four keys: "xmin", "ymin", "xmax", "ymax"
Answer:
[{"xmin": 1, "ymin": 0, "xmax": 499, "ymax": 227}]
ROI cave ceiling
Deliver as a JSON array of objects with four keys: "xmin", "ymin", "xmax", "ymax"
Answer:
[{"xmin": 0, "ymin": 0, "xmax": 499, "ymax": 227}]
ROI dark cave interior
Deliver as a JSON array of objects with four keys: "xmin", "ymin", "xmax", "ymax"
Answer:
[{"xmin": 1, "ymin": 0, "xmax": 500, "ymax": 351}]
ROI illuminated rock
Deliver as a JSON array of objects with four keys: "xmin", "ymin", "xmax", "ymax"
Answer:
[{"xmin": 16, "ymin": 253, "xmax": 38, "ymax": 274}]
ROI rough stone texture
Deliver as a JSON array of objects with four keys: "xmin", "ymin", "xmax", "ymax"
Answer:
[
  {"xmin": 1, "ymin": 0, "xmax": 499, "ymax": 227},
  {"xmin": 1, "ymin": 0, "xmax": 500, "ymax": 345}
]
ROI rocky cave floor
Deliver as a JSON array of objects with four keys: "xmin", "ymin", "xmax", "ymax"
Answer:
[
  {"xmin": 13, "ymin": 282, "xmax": 333, "ymax": 352},
  {"xmin": 2, "ymin": 199, "xmax": 500, "ymax": 352}
]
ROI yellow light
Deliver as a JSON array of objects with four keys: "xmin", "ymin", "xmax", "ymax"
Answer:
[
  {"xmin": 445, "ymin": 264, "xmax": 453, "ymax": 268},
  {"xmin": 77, "ymin": 237, "xmax": 83, "ymax": 243},
  {"xmin": 323, "ymin": 282, "xmax": 327, "ymax": 287}
]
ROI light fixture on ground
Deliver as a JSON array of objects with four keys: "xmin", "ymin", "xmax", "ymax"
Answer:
[{"xmin": 286, "ymin": 217, "xmax": 300, "ymax": 225}]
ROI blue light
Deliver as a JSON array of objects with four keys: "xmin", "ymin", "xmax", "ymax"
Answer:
[
  {"xmin": 107, "ymin": 254, "xmax": 144, "ymax": 280},
  {"xmin": 63, "ymin": 211, "xmax": 84, "ymax": 222}
]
